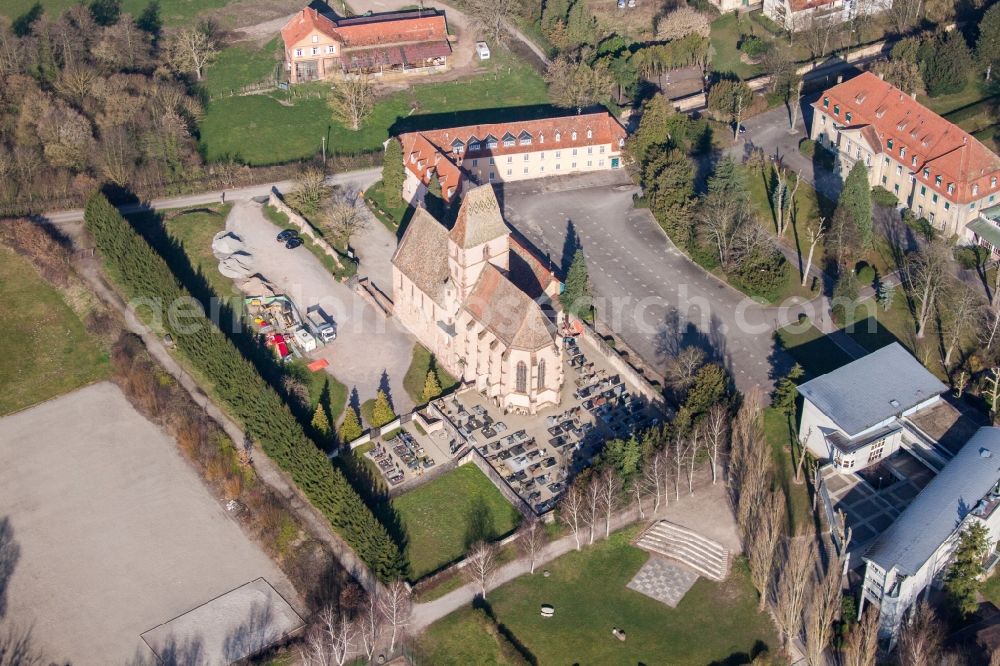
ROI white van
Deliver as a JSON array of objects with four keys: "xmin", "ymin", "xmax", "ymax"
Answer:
[{"xmin": 476, "ymin": 42, "xmax": 491, "ymax": 60}]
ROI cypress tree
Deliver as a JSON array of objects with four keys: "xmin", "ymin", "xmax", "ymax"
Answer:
[
  {"xmin": 371, "ymin": 390, "xmax": 395, "ymax": 428},
  {"xmin": 840, "ymin": 161, "xmax": 873, "ymax": 248},
  {"xmin": 382, "ymin": 137, "xmax": 405, "ymax": 204},
  {"xmin": 944, "ymin": 522, "xmax": 990, "ymax": 617},
  {"xmin": 422, "ymin": 370, "xmax": 442, "ymax": 402},
  {"xmin": 311, "ymin": 403, "xmax": 331, "ymax": 436},
  {"xmin": 339, "ymin": 406, "xmax": 363, "ymax": 443},
  {"xmin": 562, "ymin": 248, "xmax": 591, "ymax": 318}
]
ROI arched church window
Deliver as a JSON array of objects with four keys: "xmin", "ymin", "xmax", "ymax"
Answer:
[
  {"xmin": 516, "ymin": 361, "xmax": 527, "ymax": 393},
  {"xmin": 537, "ymin": 359, "xmax": 545, "ymax": 390}
]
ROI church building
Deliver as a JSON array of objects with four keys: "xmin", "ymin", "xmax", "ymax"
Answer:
[{"xmin": 391, "ymin": 184, "xmax": 564, "ymax": 414}]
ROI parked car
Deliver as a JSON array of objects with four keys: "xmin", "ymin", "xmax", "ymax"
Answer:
[
  {"xmin": 276, "ymin": 229, "xmax": 297, "ymax": 243},
  {"xmin": 285, "ymin": 237, "xmax": 303, "ymax": 249},
  {"xmin": 475, "ymin": 41, "xmax": 490, "ymax": 60}
]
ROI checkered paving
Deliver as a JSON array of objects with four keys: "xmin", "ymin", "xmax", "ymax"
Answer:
[{"xmin": 626, "ymin": 556, "xmax": 699, "ymax": 608}]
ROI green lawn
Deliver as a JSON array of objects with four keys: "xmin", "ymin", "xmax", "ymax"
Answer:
[
  {"xmin": 417, "ymin": 607, "xmax": 525, "ymax": 665},
  {"xmin": 201, "ymin": 38, "xmax": 281, "ymax": 99},
  {"xmin": 983, "ymin": 570, "xmax": 1000, "ymax": 608},
  {"xmin": 160, "ymin": 205, "xmax": 234, "ymax": 301},
  {"xmin": 710, "ymin": 13, "xmax": 762, "ymax": 79},
  {"xmin": 776, "ymin": 322, "xmax": 853, "ymax": 378},
  {"xmin": 364, "ymin": 180, "xmax": 411, "ymax": 234},
  {"xmin": 764, "ymin": 407, "xmax": 814, "ymax": 536},
  {"xmin": 0, "ymin": 246, "xmax": 110, "ymax": 415},
  {"xmin": 393, "ymin": 464, "xmax": 521, "ymax": 580},
  {"xmin": 2, "ymin": 0, "xmax": 240, "ymax": 27},
  {"xmin": 200, "ymin": 51, "xmax": 550, "ymax": 165},
  {"xmin": 403, "ymin": 343, "xmax": 458, "ymax": 404},
  {"xmin": 918, "ymin": 77, "xmax": 992, "ymax": 117},
  {"xmin": 420, "ymin": 528, "xmax": 780, "ymax": 664}
]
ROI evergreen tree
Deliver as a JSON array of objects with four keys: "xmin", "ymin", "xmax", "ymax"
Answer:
[
  {"xmin": 424, "ymin": 173, "xmax": 446, "ymax": 221},
  {"xmin": 311, "ymin": 403, "xmax": 331, "ymax": 436},
  {"xmin": 772, "ymin": 363, "xmax": 803, "ymax": 417},
  {"xmin": 683, "ymin": 363, "xmax": 728, "ymax": 418},
  {"xmin": 89, "ymin": 0, "xmax": 122, "ymax": 26},
  {"xmin": 339, "ymin": 406, "xmax": 363, "ymax": 443},
  {"xmin": 978, "ymin": 3, "xmax": 1000, "ymax": 81},
  {"xmin": 562, "ymin": 248, "xmax": 591, "ymax": 318},
  {"xmin": 136, "ymin": 0, "xmax": 162, "ymax": 37},
  {"xmin": 626, "ymin": 94, "xmax": 673, "ymax": 165},
  {"xmin": 422, "ymin": 369, "xmax": 442, "ymax": 402},
  {"xmin": 642, "ymin": 145, "xmax": 695, "ymax": 248},
  {"xmin": 922, "ymin": 31, "xmax": 972, "ymax": 97},
  {"xmin": 707, "ymin": 156, "xmax": 747, "ymax": 197},
  {"xmin": 12, "ymin": 2, "xmax": 43, "ymax": 37},
  {"xmin": 840, "ymin": 161, "xmax": 873, "ymax": 248},
  {"xmin": 603, "ymin": 436, "xmax": 641, "ymax": 482},
  {"xmin": 542, "ymin": 0, "xmax": 572, "ymax": 33},
  {"xmin": 382, "ymin": 137, "xmax": 405, "ymax": 204},
  {"xmin": 944, "ymin": 522, "xmax": 991, "ymax": 617},
  {"xmin": 831, "ymin": 270, "xmax": 860, "ymax": 325},
  {"xmin": 565, "ymin": 0, "xmax": 597, "ymax": 47},
  {"xmin": 371, "ymin": 390, "xmax": 396, "ymax": 428}
]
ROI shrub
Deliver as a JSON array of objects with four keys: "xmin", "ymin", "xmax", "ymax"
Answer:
[
  {"xmin": 728, "ymin": 247, "xmax": 789, "ymax": 302},
  {"xmin": 798, "ymin": 139, "xmax": 816, "ymax": 158},
  {"xmin": 954, "ymin": 245, "xmax": 989, "ymax": 269},
  {"xmin": 871, "ymin": 186, "xmax": 898, "ymax": 208},
  {"xmin": 855, "ymin": 262, "xmax": 876, "ymax": 285},
  {"xmin": 902, "ymin": 209, "xmax": 937, "ymax": 241},
  {"xmin": 739, "ymin": 34, "xmax": 769, "ymax": 58},
  {"xmin": 84, "ymin": 193, "xmax": 404, "ymax": 581}
]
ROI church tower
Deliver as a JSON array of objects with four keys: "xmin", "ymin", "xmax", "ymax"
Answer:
[{"xmin": 446, "ymin": 185, "xmax": 510, "ymax": 301}]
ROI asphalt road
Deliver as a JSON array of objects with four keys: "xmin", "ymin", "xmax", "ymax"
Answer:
[{"xmin": 500, "ymin": 173, "xmax": 793, "ymax": 393}]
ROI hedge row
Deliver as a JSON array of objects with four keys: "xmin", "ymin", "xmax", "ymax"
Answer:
[{"xmin": 84, "ymin": 193, "xmax": 405, "ymax": 581}]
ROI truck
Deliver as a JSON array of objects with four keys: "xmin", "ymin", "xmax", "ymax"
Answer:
[{"xmin": 305, "ymin": 305, "xmax": 337, "ymax": 343}]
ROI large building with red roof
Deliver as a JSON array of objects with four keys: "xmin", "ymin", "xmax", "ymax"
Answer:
[
  {"xmin": 811, "ymin": 72, "xmax": 1000, "ymax": 239},
  {"xmin": 280, "ymin": 7, "xmax": 451, "ymax": 83},
  {"xmin": 398, "ymin": 111, "xmax": 627, "ymax": 206}
]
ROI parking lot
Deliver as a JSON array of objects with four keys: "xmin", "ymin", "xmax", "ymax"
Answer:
[
  {"xmin": 0, "ymin": 382, "xmax": 302, "ymax": 665},
  {"xmin": 431, "ymin": 334, "xmax": 660, "ymax": 514}
]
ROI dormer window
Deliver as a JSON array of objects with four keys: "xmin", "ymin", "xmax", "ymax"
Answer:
[
  {"xmin": 451, "ymin": 138, "xmax": 465, "ymax": 154},
  {"xmin": 886, "ymin": 138, "xmax": 893, "ymax": 149},
  {"xmin": 923, "ymin": 168, "xmax": 929, "ymax": 179},
  {"xmin": 947, "ymin": 183, "xmax": 955, "ymax": 194},
  {"xmin": 519, "ymin": 130, "xmax": 532, "ymax": 146},
  {"xmin": 468, "ymin": 136, "xmax": 480, "ymax": 152},
  {"xmin": 993, "ymin": 177, "xmax": 998, "ymax": 189},
  {"xmin": 845, "ymin": 112, "xmax": 852, "ymax": 122},
  {"xmin": 833, "ymin": 105, "xmax": 840, "ymax": 115},
  {"xmin": 502, "ymin": 132, "xmax": 516, "ymax": 147},
  {"xmin": 911, "ymin": 156, "xmax": 917, "ymax": 167},
  {"xmin": 539, "ymin": 133, "xmax": 544, "ymax": 144},
  {"xmin": 586, "ymin": 128, "xmax": 592, "ymax": 139},
  {"xmin": 935, "ymin": 175, "xmax": 942, "ymax": 186},
  {"xmin": 618, "ymin": 137, "xmax": 625, "ymax": 147},
  {"xmin": 823, "ymin": 97, "xmax": 829, "ymax": 108},
  {"xmin": 876, "ymin": 107, "xmax": 886, "ymax": 118},
  {"xmin": 571, "ymin": 130, "xmax": 577, "ymax": 140},
  {"xmin": 900, "ymin": 147, "xmax": 906, "ymax": 158},
  {"xmin": 485, "ymin": 134, "xmax": 498, "ymax": 149},
  {"xmin": 974, "ymin": 184, "xmax": 980, "ymax": 196},
  {"xmin": 555, "ymin": 131, "xmax": 561, "ymax": 142}
]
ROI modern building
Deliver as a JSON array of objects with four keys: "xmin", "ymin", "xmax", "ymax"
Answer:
[
  {"xmin": 860, "ymin": 427, "xmax": 1000, "ymax": 642},
  {"xmin": 797, "ymin": 343, "xmax": 948, "ymax": 472},
  {"xmin": 391, "ymin": 184, "xmax": 564, "ymax": 414},
  {"xmin": 969, "ymin": 203, "xmax": 1000, "ymax": 257},
  {"xmin": 810, "ymin": 72, "xmax": 1000, "ymax": 239},
  {"xmin": 398, "ymin": 111, "xmax": 627, "ymax": 205},
  {"xmin": 798, "ymin": 343, "xmax": 999, "ymax": 643},
  {"xmin": 280, "ymin": 7, "xmax": 451, "ymax": 83},
  {"xmin": 709, "ymin": 0, "xmax": 762, "ymax": 12},
  {"xmin": 763, "ymin": 0, "xmax": 888, "ymax": 31}
]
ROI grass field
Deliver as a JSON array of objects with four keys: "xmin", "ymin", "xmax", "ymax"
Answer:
[
  {"xmin": 420, "ymin": 528, "xmax": 780, "ymax": 664},
  {"xmin": 776, "ymin": 322, "xmax": 852, "ymax": 378},
  {"xmin": 416, "ymin": 607, "xmax": 525, "ymax": 665},
  {"xmin": 403, "ymin": 343, "xmax": 458, "ymax": 404},
  {"xmin": 199, "ymin": 52, "xmax": 550, "ymax": 165},
  {"xmin": 0, "ymin": 246, "xmax": 110, "ymax": 416},
  {"xmin": 201, "ymin": 38, "xmax": 281, "ymax": 99},
  {"xmin": 2, "ymin": 0, "xmax": 237, "ymax": 27},
  {"xmin": 160, "ymin": 205, "xmax": 234, "ymax": 301},
  {"xmin": 364, "ymin": 180, "xmax": 411, "ymax": 235},
  {"xmin": 764, "ymin": 406, "xmax": 814, "ymax": 536},
  {"xmin": 393, "ymin": 464, "xmax": 521, "ymax": 580}
]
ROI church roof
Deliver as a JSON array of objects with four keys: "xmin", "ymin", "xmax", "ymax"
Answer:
[
  {"xmin": 449, "ymin": 185, "xmax": 508, "ymax": 249},
  {"xmin": 464, "ymin": 263, "xmax": 556, "ymax": 351},
  {"xmin": 391, "ymin": 207, "xmax": 451, "ymax": 307}
]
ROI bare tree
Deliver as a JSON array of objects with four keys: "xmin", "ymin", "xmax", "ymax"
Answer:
[
  {"xmin": 747, "ymin": 489, "xmax": 785, "ymax": 610},
  {"xmin": 789, "ymin": 79, "xmax": 804, "ymax": 131},
  {"xmin": 584, "ymin": 475, "xmax": 602, "ymax": 545},
  {"xmin": 772, "ymin": 165, "xmax": 801, "ymax": 238},
  {"xmin": 940, "ymin": 279, "xmax": 982, "ymax": 367},
  {"xmin": 329, "ymin": 72, "xmax": 375, "ymax": 132},
  {"xmin": 906, "ymin": 241, "xmax": 951, "ymax": 339},
  {"xmin": 464, "ymin": 540, "xmax": 499, "ymax": 599},
  {"xmin": 803, "ymin": 551, "xmax": 844, "ymax": 666},
  {"xmin": 378, "ymin": 579, "xmax": 411, "ymax": 653},
  {"xmin": 985, "ymin": 368, "xmax": 1000, "ymax": 417},
  {"xmin": 801, "ymin": 219, "xmax": 825, "ymax": 287},
  {"xmin": 358, "ymin": 589, "xmax": 381, "ymax": 662},
  {"xmin": 0, "ymin": 623, "xmax": 46, "ymax": 666},
  {"xmin": 559, "ymin": 481, "xmax": 585, "ymax": 550},
  {"xmin": 164, "ymin": 24, "xmax": 218, "ymax": 81},
  {"xmin": 664, "ymin": 345, "xmax": 706, "ymax": 395},
  {"xmin": 731, "ymin": 389, "xmax": 771, "ymax": 532},
  {"xmin": 842, "ymin": 605, "xmax": 880, "ymax": 666},
  {"xmin": 704, "ymin": 403, "xmax": 728, "ymax": 484},
  {"xmin": 599, "ymin": 467, "xmax": 621, "ymax": 538},
  {"xmin": 980, "ymin": 306, "xmax": 1000, "ymax": 353},
  {"xmin": 320, "ymin": 188, "xmax": 369, "ymax": 246},
  {"xmin": 303, "ymin": 606, "xmax": 357, "ymax": 666},
  {"xmin": 286, "ymin": 167, "xmax": 330, "ymax": 218},
  {"xmin": 642, "ymin": 448, "xmax": 665, "ymax": 513},
  {"xmin": 672, "ymin": 431, "xmax": 690, "ymax": 502},
  {"xmin": 772, "ymin": 537, "xmax": 814, "ymax": 652},
  {"xmin": 686, "ymin": 427, "xmax": 700, "ymax": 495},
  {"xmin": 517, "ymin": 515, "xmax": 546, "ymax": 575},
  {"xmin": 897, "ymin": 601, "xmax": 944, "ymax": 666},
  {"xmin": 698, "ymin": 191, "xmax": 755, "ymax": 269},
  {"xmin": 467, "ymin": 0, "xmax": 518, "ymax": 45}
]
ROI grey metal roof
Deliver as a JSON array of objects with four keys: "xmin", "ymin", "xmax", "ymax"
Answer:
[
  {"xmin": 865, "ymin": 427, "xmax": 1000, "ymax": 575},
  {"xmin": 797, "ymin": 343, "xmax": 946, "ymax": 436}
]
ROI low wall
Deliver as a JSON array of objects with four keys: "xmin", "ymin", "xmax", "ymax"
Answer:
[
  {"xmin": 354, "ymin": 276, "xmax": 394, "ymax": 317},
  {"xmin": 268, "ymin": 189, "xmax": 344, "ymax": 273},
  {"xmin": 462, "ymin": 449, "xmax": 535, "ymax": 520},
  {"xmin": 577, "ymin": 318, "xmax": 665, "ymax": 410}
]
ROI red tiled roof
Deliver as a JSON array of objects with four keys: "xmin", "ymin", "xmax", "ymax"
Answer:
[
  {"xmin": 335, "ymin": 14, "xmax": 448, "ymax": 48},
  {"xmin": 280, "ymin": 8, "xmax": 339, "ymax": 49},
  {"xmin": 339, "ymin": 41, "xmax": 451, "ymax": 71},
  {"xmin": 816, "ymin": 72, "xmax": 1000, "ymax": 204},
  {"xmin": 399, "ymin": 112, "xmax": 627, "ymax": 202},
  {"xmin": 788, "ymin": 0, "xmax": 837, "ymax": 12}
]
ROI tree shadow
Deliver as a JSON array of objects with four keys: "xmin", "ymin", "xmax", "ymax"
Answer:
[
  {"xmin": 464, "ymin": 494, "xmax": 497, "ymax": 548},
  {"xmin": 349, "ymin": 386, "xmax": 361, "ymax": 415},
  {"xmin": 560, "ymin": 220, "xmax": 581, "ymax": 277},
  {"xmin": 654, "ymin": 309, "xmax": 732, "ymax": 378},
  {"xmin": 378, "ymin": 369, "xmax": 394, "ymax": 412},
  {"xmin": 0, "ymin": 517, "xmax": 20, "ymax": 619},
  {"xmin": 471, "ymin": 596, "xmax": 538, "ymax": 665},
  {"xmin": 707, "ymin": 640, "xmax": 771, "ymax": 666}
]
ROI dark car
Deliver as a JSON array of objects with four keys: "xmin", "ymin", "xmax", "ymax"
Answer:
[
  {"xmin": 276, "ymin": 229, "xmax": 297, "ymax": 243},
  {"xmin": 285, "ymin": 237, "xmax": 303, "ymax": 249}
]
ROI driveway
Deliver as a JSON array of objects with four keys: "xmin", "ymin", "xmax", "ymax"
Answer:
[
  {"xmin": 500, "ymin": 173, "xmax": 792, "ymax": 393},
  {"xmin": 226, "ymin": 201, "xmax": 416, "ymax": 415}
]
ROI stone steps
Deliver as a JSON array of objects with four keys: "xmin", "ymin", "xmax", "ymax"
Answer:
[{"xmin": 634, "ymin": 521, "xmax": 729, "ymax": 581}]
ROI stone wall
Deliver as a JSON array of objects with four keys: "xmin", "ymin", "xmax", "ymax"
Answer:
[{"xmin": 577, "ymin": 318, "xmax": 666, "ymax": 410}]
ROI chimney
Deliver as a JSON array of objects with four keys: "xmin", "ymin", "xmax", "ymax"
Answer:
[
  {"xmin": 877, "ymin": 72, "xmax": 884, "ymax": 80},
  {"xmin": 837, "ymin": 74, "xmax": 843, "ymax": 84},
  {"xmin": 911, "ymin": 91, "xmax": 917, "ymax": 100}
]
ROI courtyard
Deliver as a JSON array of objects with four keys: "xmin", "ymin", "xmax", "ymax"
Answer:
[{"xmin": 0, "ymin": 382, "xmax": 303, "ymax": 665}]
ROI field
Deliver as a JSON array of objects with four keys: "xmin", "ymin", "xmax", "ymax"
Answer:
[
  {"xmin": 764, "ymin": 406, "xmax": 815, "ymax": 536},
  {"xmin": 776, "ymin": 322, "xmax": 852, "ymax": 378},
  {"xmin": 2, "ymin": 0, "xmax": 244, "ymax": 26},
  {"xmin": 418, "ymin": 528, "xmax": 780, "ymax": 664},
  {"xmin": 0, "ymin": 246, "xmax": 109, "ymax": 416},
  {"xmin": 199, "ymin": 52, "xmax": 550, "ymax": 165},
  {"xmin": 160, "ymin": 205, "xmax": 234, "ymax": 301},
  {"xmin": 201, "ymin": 38, "xmax": 281, "ymax": 99},
  {"xmin": 393, "ymin": 464, "xmax": 521, "ymax": 579},
  {"xmin": 403, "ymin": 343, "xmax": 459, "ymax": 404}
]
